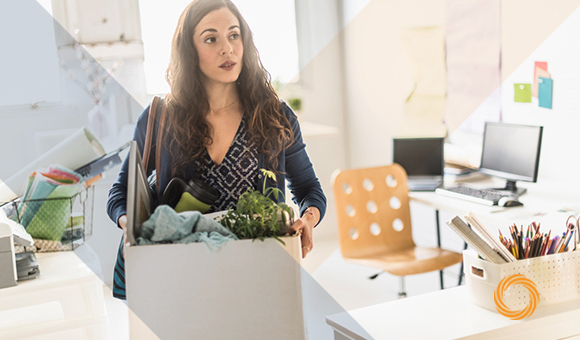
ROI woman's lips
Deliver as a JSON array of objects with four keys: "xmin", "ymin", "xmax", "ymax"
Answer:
[{"xmin": 219, "ymin": 61, "xmax": 236, "ymax": 71}]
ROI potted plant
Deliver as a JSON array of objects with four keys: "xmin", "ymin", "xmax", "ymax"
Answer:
[{"xmin": 219, "ymin": 169, "xmax": 295, "ymax": 243}]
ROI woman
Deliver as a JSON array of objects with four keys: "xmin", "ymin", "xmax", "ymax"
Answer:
[{"xmin": 106, "ymin": 0, "xmax": 326, "ymax": 299}]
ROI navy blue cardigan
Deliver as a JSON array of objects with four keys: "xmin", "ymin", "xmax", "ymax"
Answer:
[{"xmin": 106, "ymin": 101, "xmax": 326, "ymax": 227}]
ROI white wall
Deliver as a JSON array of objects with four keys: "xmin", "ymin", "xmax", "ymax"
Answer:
[
  {"xmin": 501, "ymin": 0, "xmax": 580, "ymax": 184},
  {"xmin": 279, "ymin": 0, "xmax": 348, "ymax": 241},
  {"xmin": 340, "ymin": 0, "xmax": 447, "ymax": 168},
  {"xmin": 339, "ymin": 0, "xmax": 580, "ymax": 180}
]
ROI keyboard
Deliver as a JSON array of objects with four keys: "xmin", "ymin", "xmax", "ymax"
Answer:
[{"xmin": 435, "ymin": 185, "xmax": 515, "ymax": 206}]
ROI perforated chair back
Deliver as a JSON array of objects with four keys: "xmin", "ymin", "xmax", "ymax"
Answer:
[{"xmin": 332, "ymin": 164, "xmax": 415, "ymax": 259}]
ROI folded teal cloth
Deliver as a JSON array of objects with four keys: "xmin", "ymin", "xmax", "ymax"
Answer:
[{"xmin": 136, "ymin": 205, "xmax": 237, "ymax": 250}]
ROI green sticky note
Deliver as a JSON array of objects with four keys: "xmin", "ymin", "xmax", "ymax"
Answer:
[{"xmin": 514, "ymin": 83, "xmax": 532, "ymax": 103}]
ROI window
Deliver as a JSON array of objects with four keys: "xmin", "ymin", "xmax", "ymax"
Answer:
[{"xmin": 138, "ymin": 0, "xmax": 299, "ymax": 95}]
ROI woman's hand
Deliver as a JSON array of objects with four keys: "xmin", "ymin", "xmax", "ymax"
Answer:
[
  {"xmin": 118, "ymin": 215, "xmax": 128, "ymax": 256},
  {"xmin": 289, "ymin": 207, "xmax": 320, "ymax": 259}
]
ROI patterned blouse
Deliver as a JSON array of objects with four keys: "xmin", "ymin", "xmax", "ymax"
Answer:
[{"xmin": 194, "ymin": 119, "xmax": 259, "ymax": 213}]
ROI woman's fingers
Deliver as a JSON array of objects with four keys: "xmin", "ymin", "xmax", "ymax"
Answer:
[
  {"xmin": 290, "ymin": 218, "xmax": 313, "ymax": 259},
  {"xmin": 301, "ymin": 224, "xmax": 313, "ymax": 258}
]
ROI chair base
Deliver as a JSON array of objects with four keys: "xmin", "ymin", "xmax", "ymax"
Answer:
[{"xmin": 398, "ymin": 276, "xmax": 406, "ymax": 298}]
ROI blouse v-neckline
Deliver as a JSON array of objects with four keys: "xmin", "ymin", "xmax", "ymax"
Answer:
[{"xmin": 206, "ymin": 119, "xmax": 244, "ymax": 168}]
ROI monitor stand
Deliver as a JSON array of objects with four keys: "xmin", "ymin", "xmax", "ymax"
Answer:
[{"xmin": 493, "ymin": 180, "xmax": 527, "ymax": 196}]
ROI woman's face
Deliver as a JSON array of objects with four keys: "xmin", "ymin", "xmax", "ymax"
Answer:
[{"xmin": 193, "ymin": 7, "xmax": 244, "ymax": 87}]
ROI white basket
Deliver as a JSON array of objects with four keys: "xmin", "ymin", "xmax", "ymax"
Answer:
[{"xmin": 463, "ymin": 249, "xmax": 580, "ymax": 312}]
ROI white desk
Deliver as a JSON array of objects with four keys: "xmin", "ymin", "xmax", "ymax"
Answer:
[
  {"xmin": 326, "ymin": 177, "xmax": 580, "ymax": 340},
  {"xmin": 412, "ymin": 175, "xmax": 580, "ymax": 286},
  {"xmin": 326, "ymin": 286, "xmax": 580, "ymax": 340},
  {"xmin": 409, "ymin": 175, "xmax": 579, "ymax": 230},
  {"xmin": 0, "ymin": 252, "xmax": 108, "ymax": 339}
]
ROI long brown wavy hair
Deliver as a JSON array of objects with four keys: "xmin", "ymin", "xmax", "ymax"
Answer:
[{"xmin": 164, "ymin": 0, "xmax": 293, "ymax": 176}]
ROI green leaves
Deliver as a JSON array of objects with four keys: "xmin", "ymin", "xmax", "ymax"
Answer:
[
  {"xmin": 260, "ymin": 169, "xmax": 276, "ymax": 196},
  {"xmin": 219, "ymin": 187, "xmax": 294, "ymax": 244}
]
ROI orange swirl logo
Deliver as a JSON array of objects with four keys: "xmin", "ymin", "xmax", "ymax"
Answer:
[{"xmin": 494, "ymin": 274, "xmax": 539, "ymax": 320}]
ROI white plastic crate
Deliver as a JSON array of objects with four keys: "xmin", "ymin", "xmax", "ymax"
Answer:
[{"xmin": 463, "ymin": 249, "xmax": 580, "ymax": 312}]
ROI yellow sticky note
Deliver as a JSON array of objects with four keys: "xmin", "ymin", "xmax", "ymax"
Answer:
[{"xmin": 514, "ymin": 84, "xmax": 531, "ymax": 103}]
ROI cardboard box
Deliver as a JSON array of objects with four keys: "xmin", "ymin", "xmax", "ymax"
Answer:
[
  {"xmin": 126, "ymin": 236, "xmax": 304, "ymax": 339},
  {"xmin": 124, "ymin": 142, "xmax": 306, "ymax": 339}
]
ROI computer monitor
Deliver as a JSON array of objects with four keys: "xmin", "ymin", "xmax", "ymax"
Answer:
[
  {"xmin": 393, "ymin": 137, "xmax": 444, "ymax": 176},
  {"xmin": 479, "ymin": 122, "xmax": 543, "ymax": 196}
]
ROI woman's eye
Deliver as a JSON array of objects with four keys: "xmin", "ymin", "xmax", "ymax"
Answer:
[
  {"xmin": 204, "ymin": 37, "xmax": 216, "ymax": 44},
  {"xmin": 229, "ymin": 33, "xmax": 240, "ymax": 40}
]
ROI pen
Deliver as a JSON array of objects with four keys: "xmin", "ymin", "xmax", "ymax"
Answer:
[
  {"xmin": 519, "ymin": 229, "xmax": 524, "ymax": 259},
  {"xmin": 559, "ymin": 229, "xmax": 568, "ymax": 253},
  {"xmin": 543, "ymin": 231, "xmax": 551, "ymax": 256},
  {"xmin": 547, "ymin": 236, "xmax": 557, "ymax": 255},
  {"xmin": 530, "ymin": 235, "xmax": 538, "ymax": 258},
  {"xmin": 561, "ymin": 231, "xmax": 570, "ymax": 253},
  {"xmin": 539, "ymin": 234, "xmax": 547, "ymax": 256},
  {"xmin": 564, "ymin": 230, "xmax": 574, "ymax": 252},
  {"xmin": 526, "ymin": 225, "xmax": 530, "ymax": 239},
  {"xmin": 556, "ymin": 234, "xmax": 566, "ymax": 253},
  {"xmin": 543, "ymin": 238, "xmax": 551, "ymax": 256},
  {"xmin": 553, "ymin": 236, "xmax": 562, "ymax": 254},
  {"xmin": 538, "ymin": 235, "xmax": 545, "ymax": 257}
]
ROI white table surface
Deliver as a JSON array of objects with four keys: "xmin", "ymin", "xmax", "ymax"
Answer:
[
  {"xmin": 0, "ymin": 251, "xmax": 98, "ymax": 296},
  {"xmin": 0, "ymin": 251, "xmax": 108, "ymax": 339},
  {"xmin": 409, "ymin": 175, "xmax": 580, "ymax": 232},
  {"xmin": 326, "ymin": 176, "xmax": 580, "ymax": 340},
  {"xmin": 326, "ymin": 286, "xmax": 580, "ymax": 340}
]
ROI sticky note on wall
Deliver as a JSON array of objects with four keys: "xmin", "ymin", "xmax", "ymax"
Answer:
[
  {"xmin": 514, "ymin": 83, "xmax": 532, "ymax": 103},
  {"xmin": 534, "ymin": 61, "xmax": 548, "ymax": 74},
  {"xmin": 533, "ymin": 66, "xmax": 550, "ymax": 98},
  {"xmin": 538, "ymin": 77, "xmax": 553, "ymax": 109}
]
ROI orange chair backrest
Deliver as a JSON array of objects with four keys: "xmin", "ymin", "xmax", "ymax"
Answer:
[{"xmin": 332, "ymin": 163, "xmax": 415, "ymax": 259}]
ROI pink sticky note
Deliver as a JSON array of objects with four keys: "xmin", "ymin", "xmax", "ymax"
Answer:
[
  {"xmin": 535, "ymin": 61, "xmax": 548, "ymax": 71},
  {"xmin": 533, "ymin": 65, "xmax": 550, "ymax": 98}
]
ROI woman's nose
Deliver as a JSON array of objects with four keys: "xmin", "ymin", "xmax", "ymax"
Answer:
[{"xmin": 220, "ymin": 40, "xmax": 233, "ymax": 55}]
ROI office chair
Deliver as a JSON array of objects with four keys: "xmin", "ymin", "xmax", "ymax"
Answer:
[{"xmin": 331, "ymin": 163, "xmax": 463, "ymax": 297}]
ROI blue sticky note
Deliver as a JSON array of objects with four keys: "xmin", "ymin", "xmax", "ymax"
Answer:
[{"xmin": 538, "ymin": 77, "xmax": 553, "ymax": 109}]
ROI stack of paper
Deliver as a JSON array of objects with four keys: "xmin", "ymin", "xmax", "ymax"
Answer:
[{"xmin": 446, "ymin": 212, "xmax": 516, "ymax": 264}]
